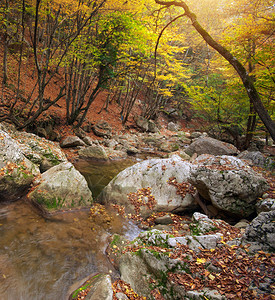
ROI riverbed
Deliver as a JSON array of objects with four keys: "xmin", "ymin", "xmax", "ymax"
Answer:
[{"xmin": 0, "ymin": 159, "xmax": 141, "ymax": 300}]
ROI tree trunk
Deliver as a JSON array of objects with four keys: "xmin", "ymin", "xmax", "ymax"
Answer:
[
  {"xmin": 155, "ymin": 0, "xmax": 275, "ymax": 141},
  {"xmin": 2, "ymin": 34, "xmax": 8, "ymax": 86}
]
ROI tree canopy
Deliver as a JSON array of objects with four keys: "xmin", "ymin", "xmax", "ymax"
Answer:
[{"xmin": 0, "ymin": 0, "xmax": 274, "ymax": 146}]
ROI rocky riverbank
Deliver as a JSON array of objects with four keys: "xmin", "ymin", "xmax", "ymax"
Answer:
[{"xmin": 0, "ymin": 121, "xmax": 274, "ymax": 299}]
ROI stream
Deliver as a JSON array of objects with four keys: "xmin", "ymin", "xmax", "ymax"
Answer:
[{"xmin": 0, "ymin": 159, "xmax": 141, "ymax": 300}]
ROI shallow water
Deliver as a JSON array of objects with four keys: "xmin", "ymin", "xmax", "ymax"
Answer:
[
  {"xmin": 0, "ymin": 158, "xmax": 143, "ymax": 300},
  {"xmin": 0, "ymin": 199, "xmax": 140, "ymax": 300},
  {"xmin": 74, "ymin": 158, "xmax": 136, "ymax": 198}
]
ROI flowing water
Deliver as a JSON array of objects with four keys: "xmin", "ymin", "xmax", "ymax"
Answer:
[{"xmin": 0, "ymin": 159, "xmax": 141, "ymax": 300}]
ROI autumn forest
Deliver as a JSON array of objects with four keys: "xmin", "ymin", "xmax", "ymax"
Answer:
[{"xmin": 0, "ymin": 0, "xmax": 274, "ymax": 147}]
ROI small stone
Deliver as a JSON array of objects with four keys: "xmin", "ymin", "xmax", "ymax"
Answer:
[
  {"xmin": 82, "ymin": 136, "xmax": 94, "ymax": 146},
  {"xmin": 60, "ymin": 136, "xmax": 85, "ymax": 148},
  {"xmin": 234, "ymin": 219, "xmax": 250, "ymax": 229},
  {"xmin": 154, "ymin": 214, "xmax": 173, "ymax": 225},
  {"xmin": 167, "ymin": 122, "xmax": 180, "ymax": 132},
  {"xmin": 152, "ymin": 224, "xmax": 172, "ymax": 231}
]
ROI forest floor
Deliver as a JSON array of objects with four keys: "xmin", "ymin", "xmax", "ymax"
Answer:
[{"xmin": 0, "ymin": 44, "xmax": 204, "ymax": 146}]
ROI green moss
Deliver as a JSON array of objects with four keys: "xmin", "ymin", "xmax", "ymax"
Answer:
[
  {"xmin": 21, "ymin": 171, "xmax": 33, "ymax": 179},
  {"xmin": 36, "ymin": 195, "xmax": 65, "ymax": 210},
  {"xmin": 43, "ymin": 150, "xmax": 60, "ymax": 165},
  {"xmin": 189, "ymin": 222, "xmax": 218, "ymax": 236},
  {"xmin": 111, "ymin": 234, "xmax": 121, "ymax": 246},
  {"xmin": 189, "ymin": 223, "xmax": 201, "ymax": 236}
]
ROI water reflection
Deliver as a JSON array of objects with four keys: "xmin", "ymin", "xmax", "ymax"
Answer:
[
  {"xmin": 0, "ymin": 200, "xmax": 139, "ymax": 300},
  {"xmin": 74, "ymin": 159, "xmax": 135, "ymax": 199}
]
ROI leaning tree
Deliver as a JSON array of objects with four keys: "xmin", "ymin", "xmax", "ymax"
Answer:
[{"xmin": 155, "ymin": 0, "xmax": 275, "ymax": 141}]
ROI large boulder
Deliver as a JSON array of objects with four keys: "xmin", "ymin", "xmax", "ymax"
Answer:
[
  {"xmin": 185, "ymin": 136, "xmax": 239, "ymax": 156},
  {"xmin": 189, "ymin": 155, "xmax": 268, "ymax": 217},
  {"xmin": 99, "ymin": 155, "xmax": 197, "ymax": 218},
  {"xmin": 0, "ymin": 122, "xmax": 67, "ymax": 172},
  {"xmin": 138, "ymin": 228, "xmax": 221, "ymax": 252},
  {"xmin": 243, "ymin": 210, "xmax": 275, "ymax": 252},
  {"xmin": 28, "ymin": 162, "xmax": 92, "ymax": 213},
  {"xmin": 13, "ymin": 131, "xmax": 67, "ymax": 172},
  {"xmin": 117, "ymin": 228, "xmax": 225, "ymax": 300},
  {"xmin": 0, "ymin": 129, "xmax": 40, "ymax": 201}
]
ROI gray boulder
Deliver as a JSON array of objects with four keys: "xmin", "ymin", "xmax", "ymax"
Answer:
[
  {"xmin": 0, "ymin": 124, "xmax": 67, "ymax": 172},
  {"xmin": 28, "ymin": 162, "xmax": 92, "ymax": 212},
  {"xmin": 168, "ymin": 234, "xmax": 222, "ymax": 251},
  {"xmin": 243, "ymin": 210, "xmax": 275, "ymax": 252},
  {"xmin": 138, "ymin": 228, "xmax": 221, "ymax": 251},
  {"xmin": 238, "ymin": 151, "xmax": 274, "ymax": 169},
  {"xmin": 0, "ymin": 129, "xmax": 40, "ymax": 201},
  {"xmin": 167, "ymin": 122, "xmax": 180, "ymax": 132},
  {"xmin": 118, "ymin": 230, "xmax": 224, "ymax": 299},
  {"xmin": 78, "ymin": 145, "xmax": 108, "ymax": 160},
  {"xmin": 92, "ymin": 120, "xmax": 112, "ymax": 138},
  {"xmin": 185, "ymin": 136, "xmax": 239, "ymax": 156},
  {"xmin": 60, "ymin": 136, "xmax": 85, "ymax": 148},
  {"xmin": 13, "ymin": 131, "xmax": 67, "ymax": 172},
  {"xmin": 189, "ymin": 155, "xmax": 268, "ymax": 217},
  {"xmin": 99, "ymin": 155, "xmax": 197, "ymax": 218}
]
